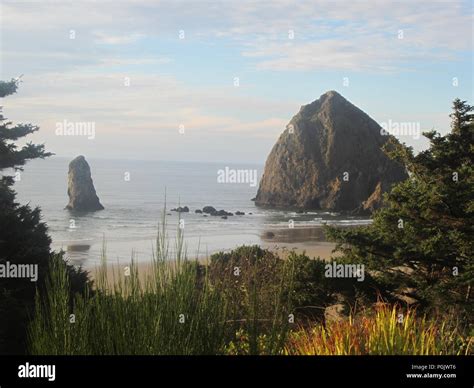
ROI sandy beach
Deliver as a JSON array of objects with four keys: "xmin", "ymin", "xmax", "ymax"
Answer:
[
  {"xmin": 260, "ymin": 225, "xmax": 339, "ymax": 260},
  {"xmin": 89, "ymin": 226, "xmax": 339, "ymax": 285}
]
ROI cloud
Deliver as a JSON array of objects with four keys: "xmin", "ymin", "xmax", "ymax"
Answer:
[
  {"xmin": 0, "ymin": 0, "xmax": 471, "ymax": 162},
  {"xmin": 5, "ymin": 70, "xmax": 295, "ymax": 138},
  {"xmin": 2, "ymin": 0, "xmax": 471, "ymax": 73},
  {"xmin": 97, "ymin": 57, "xmax": 172, "ymax": 66},
  {"xmin": 4, "ymin": 69, "xmax": 292, "ymax": 162},
  {"xmin": 232, "ymin": 0, "xmax": 472, "ymax": 71},
  {"xmin": 93, "ymin": 32, "xmax": 146, "ymax": 45}
]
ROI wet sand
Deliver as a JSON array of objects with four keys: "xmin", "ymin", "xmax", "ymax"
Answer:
[
  {"xmin": 260, "ymin": 226, "xmax": 338, "ymax": 260},
  {"xmin": 89, "ymin": 226, "xmax": 339, "ymax": 285}
]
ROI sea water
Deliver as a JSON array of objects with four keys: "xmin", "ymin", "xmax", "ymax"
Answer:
[{"xmin": 13, "ymin": 157, "xmax": 371, "ymax": 267}]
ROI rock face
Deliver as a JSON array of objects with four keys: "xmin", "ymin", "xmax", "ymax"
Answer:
[
  {"xmin": 65, "ymin": 155, "xmax": 104, "ymax": 211},
  {"xmin": 254, "ymin": 91, "xmax": 407, "ymax": 213},
  {"xmin": 171, "ymin": 206, "xmax": 189, "ymax": 213},
  {"xmin": 202, "ymin": 206, "xmax": 217, "ymax": 214}
]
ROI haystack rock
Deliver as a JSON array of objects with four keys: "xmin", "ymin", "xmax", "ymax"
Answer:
[
  {"xmin": 254, "ymin": 91, "xmax": 407, "ymax": 214},
  {"xmin": 65, "ymin": 155, "xmax": 104, "ymax": 211}
]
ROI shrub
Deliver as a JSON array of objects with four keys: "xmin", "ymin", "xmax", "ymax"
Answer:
[{"xmin": 286, "ymin": 303, "xmax": 472, "ymax": 355}]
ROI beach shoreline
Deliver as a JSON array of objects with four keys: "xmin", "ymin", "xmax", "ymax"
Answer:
[{"xmin": 88, "ymin": 233, "xmax": 338, "ymax": 285}]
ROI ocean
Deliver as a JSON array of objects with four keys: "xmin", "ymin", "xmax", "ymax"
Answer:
[{"xmin": 12, "ymin": 157, "xmax": 371, "ymax": 267}]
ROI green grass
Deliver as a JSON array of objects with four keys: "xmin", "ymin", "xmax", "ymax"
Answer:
[
  {"xmin": 28, "ymin": 207, "xmax": 471, "ymax": 355},
  {"xmin": 285, "ymin": 303, "xmax": 472, "ymax": 355},
  {"xmin": 28, "ymin": 210, "xmax": 294, "ymax": 355}
]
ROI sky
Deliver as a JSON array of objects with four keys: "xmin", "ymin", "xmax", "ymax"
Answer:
[{"xmin": 0, "ymin": 0, "xmax": 472, "ymax": 163}]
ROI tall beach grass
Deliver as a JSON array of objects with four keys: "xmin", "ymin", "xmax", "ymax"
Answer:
[
  {"xmin": 285, "ymin": 303, "xmax": 472, "ymax": 355},
  {"xmin": 28, "ymin": 206, "xmax": 471, "ymax": 355},
  {"xmin": 28, "ymin": 209, "xmax": 295, "ymax": 355}
]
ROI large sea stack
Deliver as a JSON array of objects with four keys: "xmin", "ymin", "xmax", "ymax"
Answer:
[
  {"xmin": 65, "ymin": 155, "xmax": 104, "ymax": 211},
  {"xmin": 254, "ymin": 91, "xmax": 407, "ymax": 214}
]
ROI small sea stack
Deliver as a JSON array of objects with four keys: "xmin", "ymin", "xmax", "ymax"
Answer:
[{"xmin": 65, "ymin": 155, "xmax": 104, "ymax": 211}]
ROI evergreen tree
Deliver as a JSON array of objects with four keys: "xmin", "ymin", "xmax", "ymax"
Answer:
[
  {"xmin": 450, "ymin": 98, "xmax": 474, "ymax": 134},
  {"xmin": 325, "ymin": 99, "xmax": 473, "ymax": 319},
  {"xmin": 0, "ymin": 78, "xmax": 89, "ymax": 354}
]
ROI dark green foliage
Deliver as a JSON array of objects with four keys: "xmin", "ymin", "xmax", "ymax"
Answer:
[
  {"xmin": 0, "ymin": 78, "xmax": 90, "ymax": 354},
  {"xmin": 30, "ymin": 254, "xmax": 226, "ymax": 355},
  {"xmin": 325, "ymin": 99, "xmax": 474, "ymax": 319},
  {"xmin": 0, "ymin": 79, "xmax": 19, "ymax": 98},
  {"xmin": 208, "ymin": 246, "xmax": 379, "ymax": 327},
  {"xmin": 285, "ymin": 252, "xmax": 379, "ymax": 322},
  {"xmin": 209, "ymin": 246, "xmax": 284, "ymax": 320},
  {"xmin": 0, "ymin": 79, "xmax": 52, "ymax": 175},
  {"xmin": 285, "ymin": 252, "xmax": 329, "ymax": 311},
  {"xmin": 208, "ymin": 245, "xmax": 292, "ymax": 354},
  {"xmin": 0, "ymin": 185, "xmax": 52, "ymax": 353}
]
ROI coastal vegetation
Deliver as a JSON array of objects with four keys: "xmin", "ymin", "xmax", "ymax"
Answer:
[
  {"xmin": 28, "ymin": 241, "xmax": 472, "ymax": 355},
  {"xmin": 1, "ymin": 78, "xmax": 472, "ymax": 355},
  {"xmin": 325, "ymin": 98, "xmax": 474, "ymax": 320},
  {"xmin": 0, "ymin": 79, "xmax": 89, "ymax": 354}
]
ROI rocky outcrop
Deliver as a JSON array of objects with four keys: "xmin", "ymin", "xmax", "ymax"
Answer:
[
  {"xmin": 201, "ymin": 206, "xmax": 233, "ymax": 217},
  {"xmin": 211, "ymin": 209, "xmax": 233, "ymax": 217},
  {"xmin": 65, "ymin": 155, "xmax": 104, "ymax": 211},
  {"xmin": 254, "ymin": 91, "xmax": 407, "ymax": 213},
  {"xmin": 359, "ymin": 181, "xmax": 383, "ymax": 214},
  {"xmin": 202, "ymin": 206, "xmax": 217, "ymax": 214},
  {"xmin": 171, "ymin": 206, "xmax": 189, "ymax": 212}
]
